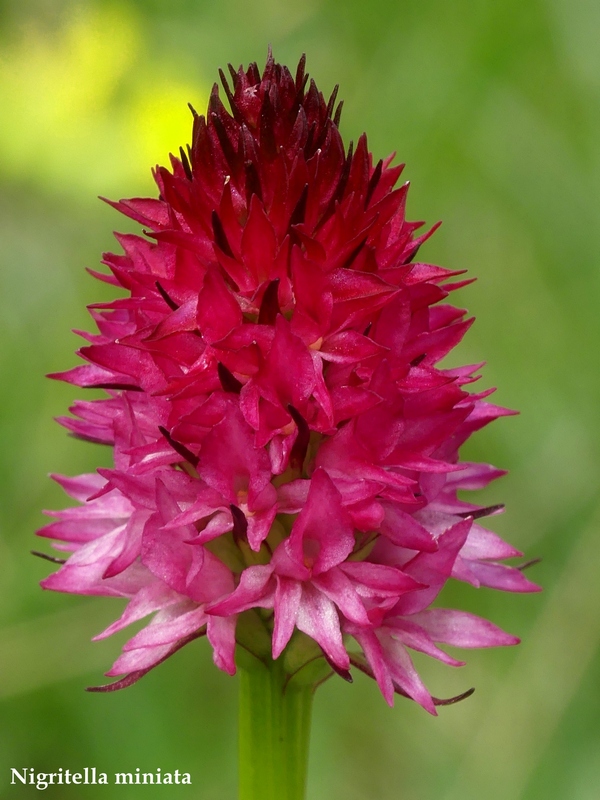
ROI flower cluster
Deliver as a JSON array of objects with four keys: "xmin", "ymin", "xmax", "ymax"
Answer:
[{"xmin": 39, "ymin": 54, "xmax": 539, "ymax": 713}]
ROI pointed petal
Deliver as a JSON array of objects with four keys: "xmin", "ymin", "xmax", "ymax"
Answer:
[
  {"xmin": 312, "ymin": 568, "xmax": 370, "ymax": 625},
  {"xmin": 410, "ymin": 608, "xmax": 521, "ymax": 648},
  {"xmin": 295, "ymin": 583, "xmax": 349, "ymax": 670},
  {"xmin": 207, "ymin": 565, "xmax": 275, "ymax": 616},
  {"xmin": 272, "ymin": 576, "xmax": 302, "ymax": 657},
  {"xmin": 207, "ymin": 614, "xmax": 237, "ymax": 675}
]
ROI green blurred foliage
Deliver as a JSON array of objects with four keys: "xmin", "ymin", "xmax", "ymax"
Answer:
[{"xmin": 1, "ymin": 0, "xmax": 599, "ymax": 797}]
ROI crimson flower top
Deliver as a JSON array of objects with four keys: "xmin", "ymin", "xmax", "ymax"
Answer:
[{"xmin": 38, "ymin": 53, "xmax": 539, "ymax": 713}]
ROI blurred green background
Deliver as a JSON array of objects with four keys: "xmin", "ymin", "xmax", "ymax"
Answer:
[{"xmin": 1, "ymin": 0, "xmax": 599, "ymax": 797}]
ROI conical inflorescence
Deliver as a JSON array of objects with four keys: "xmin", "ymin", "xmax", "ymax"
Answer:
[{"xmin": 39, "ymin": 53, "xmax": 539, "ymax": 713}]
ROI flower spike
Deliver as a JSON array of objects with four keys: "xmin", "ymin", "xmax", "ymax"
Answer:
[{"xmin": 39, "ymin": 53, "xmax": 537, "ymax": 712}]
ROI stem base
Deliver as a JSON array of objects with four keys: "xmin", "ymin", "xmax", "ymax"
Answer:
[{"xmin": 238, "ymin": 658, "xmax": 313, "ymax": 800}]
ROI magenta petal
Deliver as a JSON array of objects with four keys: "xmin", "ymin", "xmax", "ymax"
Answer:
[
  {"xmin": 270, "ymin": 537, "xmax": 311, "ymax": 581},
  {"xmin": 273, "ymin": 468, "xmax": 354, "ymax": 577},
  {"xmin": 185, "ymin": 510, "xmax": 234, "ymax": 544},
  {"xmin": 186, "ymin": 548, "xmax": 236, "ymax": 604},
  {"xmin": 309, "ymin": 352, "xmax": 334, "ymax": 424},
  {"xmin": 320, "ymin": 330, "xmax": 385, "ymax": 364},
  {"xmin": 394, "ymin": 518, "xmax": 472, "ymax": 615},
  {"xmin": 379, "ymin": 503, "xmax": 437, "ymax": 552},
  {"xmin": 147, "ymin": 297, "xmax": 198, "ymax": 340},
  {"xmin": 165, "ymin": 487, "xmax": 230, "ymax": 527},
  {"xmin": 256, "ymin": 315, "xmax": 316, "ymax": 413},
  {"xmin": 246, "ymin": 504, "xmax": 278, "ymax": 551},
  {"xmin": 241, "ymin": 195, "xmax": 278, "ymax": 284},
  {"xmin": 141, "ymin": 493, "xmax": 203, "ymax": 599},
  {"xmin": 346, "ymin": 499, "xmax": 385, "ymax": 532},
  {"xmin": 196, "ymin": 269, "xmax": 242, "ymax": 343},
  {"xmin": 276, "ymin": 480, "xmax": 310, "ymax": 513},
  {"xmin": 197, "ymin": 404, "xmax": 272, "ymax": 503},
  {"xmin": 49, "ymin": 363, "xmax": 134, "ymax": 390}
]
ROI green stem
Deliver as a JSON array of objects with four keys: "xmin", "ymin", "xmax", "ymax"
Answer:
[{"xmin": 238, "ymin": 656, "xmax": 314, "ymax": 800}]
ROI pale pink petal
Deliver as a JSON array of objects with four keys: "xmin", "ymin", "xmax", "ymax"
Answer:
[
  {"xmin": 122, "ymin": 604, "xmax": 207, "ymax": 650},
  {"xmin": 385, "ymin": 618, "xmax": 465, "ymax": 666},
  {"xmin": 459, "ymin": 561, "xmax": 541, "ymax": 593},
  {"xmin": 379, "ymin": 633, "xmax": 437, "ymax": 715},
  {"xmin": 349, "ymin": 626, "xmax": 395, "ymax": 706},
  {"xmin": 296, "ymin": 584, "xmax": 349, "ymax": 670},
  {"xmin": 410, "ymin": 608, "xmax": 520, "ymax": 648},
  {"xmin": 50, "ymin": 472, "xmax": 106, "ymax": 502},
  {"xmin": 93, "ymin": 582, "xmax": 182, "ymax": 640},
  {"xmin": 460, "ymin": 523, "xmax": 522, "ymax": 560},
  {"xmin": 207, "ymin": 615, "xmax": 237, "ymax": 675},
  {"xmin": 207, "ymin": 565, "xmax": 275, "ymax": 616},
  {"xmin": 312, "ymin": 568, "xmax": 370, "ymax": 626},
  {"xmin": 272, "ymin": 577, "xmax": 302, "ymax": 658},
  {"xmin": 107, "ymin": 643, "xmax": 176, "ymax": 676}
]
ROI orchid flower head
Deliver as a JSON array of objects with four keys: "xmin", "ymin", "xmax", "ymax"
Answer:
[{"xmin": 38, "ymin": 52, "xmax": 539, "ymax": 713}]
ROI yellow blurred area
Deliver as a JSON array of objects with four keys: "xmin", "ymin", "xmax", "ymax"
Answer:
[{"xmin": 0, "ymin": 6, "xmax": 207, "ymax": 197}]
